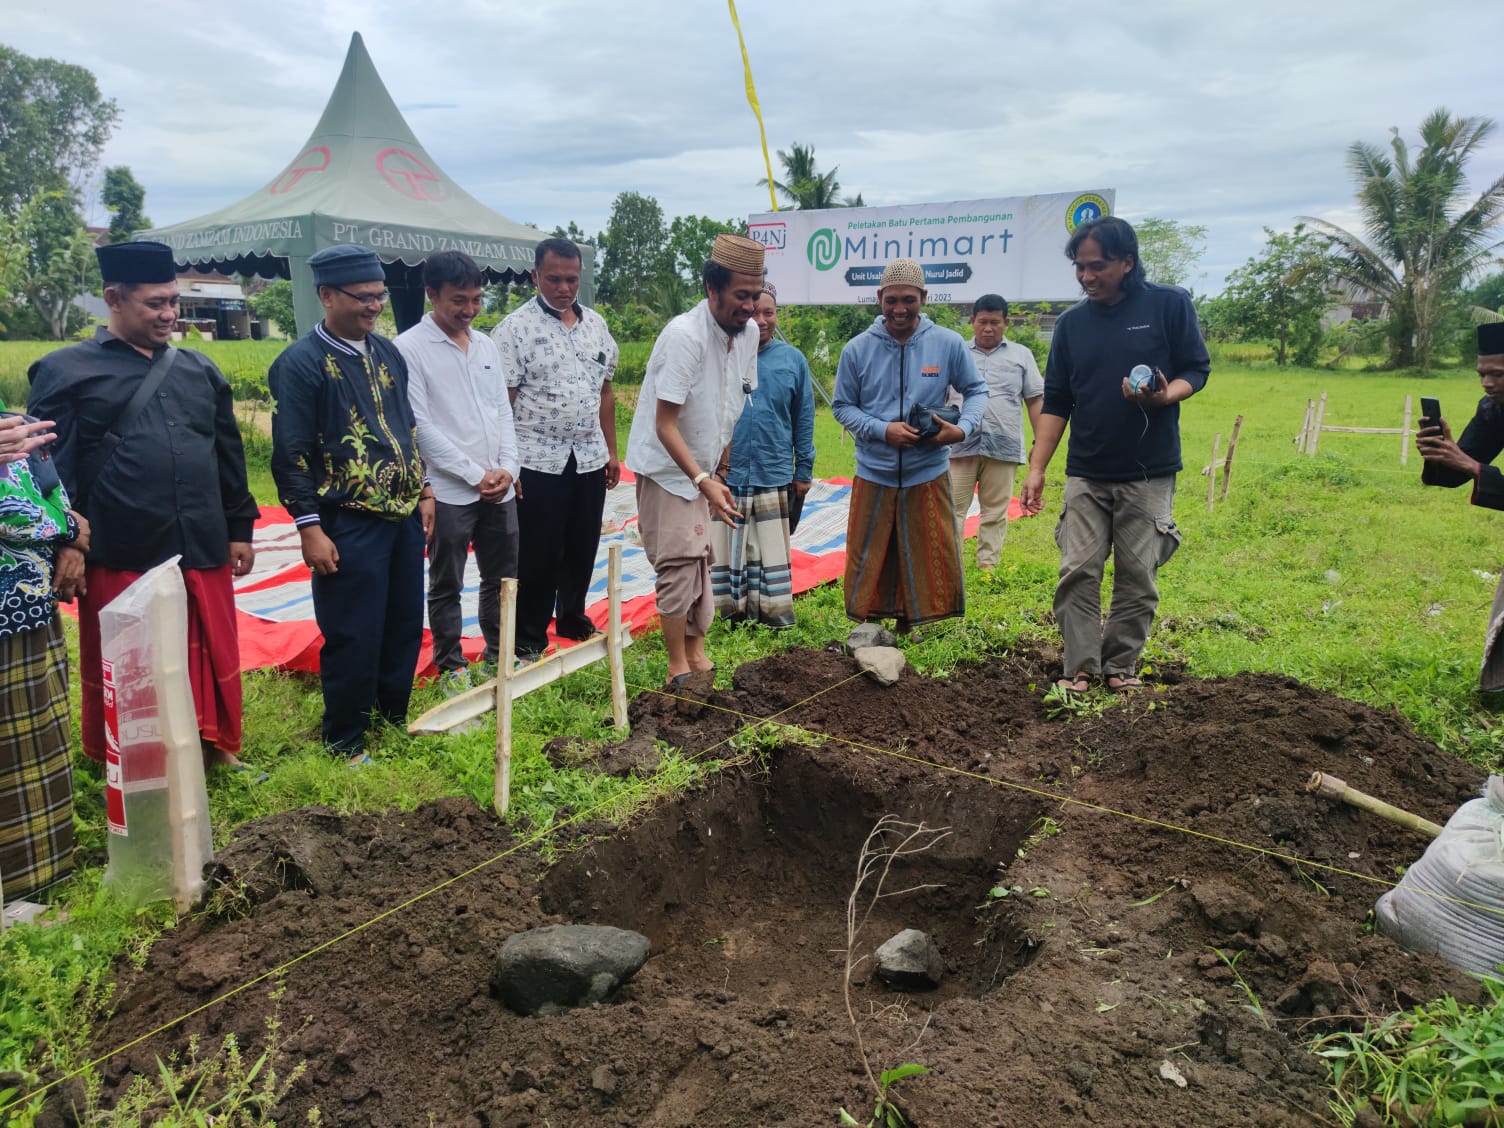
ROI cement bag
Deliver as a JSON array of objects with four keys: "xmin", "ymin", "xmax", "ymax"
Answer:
[
  {"xmin": 100, "ymin": 556, "xmax": 212, "ymax": 909},
  {"xmin": 1375, "ymin": 776, "xmax": 1504, "ymax": 977}
]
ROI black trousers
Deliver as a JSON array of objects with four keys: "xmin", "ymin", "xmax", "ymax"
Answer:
[
  {"xmin": 427, "ymin": 497, "xmax": 518, "ymax": 671},
  {"xmin": 515, "ymin": 454, "xmax": 607, "ymax": 656},
  {"xmin": 311, "ymin": 509, "xmax": 424, "ymax": 755}
]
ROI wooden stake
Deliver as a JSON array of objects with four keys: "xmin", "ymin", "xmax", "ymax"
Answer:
[
  {"xmin": 1400, "ymin": 395, "xmax": 1412, "ymax": 466},
  {"xmin": 495, "ymin": 577, "xmax": 519, "ymax": 818},
  {"xmin": 1309, "ymin": 392, "xmax": 1328, "ymax": 456},
  {"xmin": 1298, "ymin": 399, "xmax": 1314, "ymax": 453},
  {"xmin": 1306, "ymin": 771, "xmax": 1443, "ymax": 838},
  {"xmin": 1220, "ymin": 414, "xmax": 1243, "ymax": 501},
  {"xmin": 607, "ymin": 544, "xmax": 628, "ymax": 730},
  {"xmin": 1207, "ymin": 433, "xmax": 1220, "ymax": 511}
]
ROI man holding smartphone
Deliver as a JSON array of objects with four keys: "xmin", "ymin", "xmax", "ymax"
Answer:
[{"xmin": 1418, "ymin": 322, "xmax": 1504, "ymax": 690}]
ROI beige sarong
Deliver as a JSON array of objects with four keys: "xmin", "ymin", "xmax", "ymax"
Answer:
[{"xmin": 636, "ymin": 475, "xmax": 716, "ymax": 638}]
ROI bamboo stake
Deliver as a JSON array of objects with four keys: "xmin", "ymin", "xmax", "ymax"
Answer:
[
  {"xmin": 495, "ymin": 578, "xmax": 519, "ymax": 818},
  {"xmin": 1306, "ymin": 771, "xmax": 1443, "ymax": 838},
  {"xmin": 1298, "ymin": 399, "xmax": 1314, "ymax": 453},
  {"xmin": 1400, "ymin": 395, "xmax": 1412, "ymax": 466},
  {"xmin": 1206, "ymin": 433, "xmax": 1220, "ymax": 511},
  {"xmin": 1220, "ymin": 414, "xmax": 1243, "ymax": 501},
  {"xmin": 1309, "ymin": 392, "xmax": 1328, "ymax": 456},
  {"xmin": 607, "ymin": 544, "xmax": 628, "ymax": 730}
]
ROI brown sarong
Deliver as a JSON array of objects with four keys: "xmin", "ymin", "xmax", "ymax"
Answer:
[
  {"xmin": 844, "ymin": 473, "xmax": 964, "ymax": 626},
  {"xmin": 0, "ymin": 617, "xmax": 74, "ymax": 898},
  {"xmin": 636, "ymin": 476, "xmax": 716, "ymax": 639},
  {"xmin": 78, "ymin": 563, "xmax": 243, "ymax": 762}
]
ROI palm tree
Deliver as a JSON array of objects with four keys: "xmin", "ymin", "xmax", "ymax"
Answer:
[
  {"xmin": 1301, "ymin": 108, "xmax": 1504, "ymax": 371},
  {"xmin": 758, "ymin": 143, "xmax": 864, "ymax": 210}
]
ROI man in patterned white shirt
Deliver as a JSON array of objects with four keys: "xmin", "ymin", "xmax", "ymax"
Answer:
[{"xmin": 493, "ymin": 238, "xmax": 620, "ymax": 663}]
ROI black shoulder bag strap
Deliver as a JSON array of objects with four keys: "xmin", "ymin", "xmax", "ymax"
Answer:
[{"xmin": 77, "ymin": 344, "xmax": 180, "ymax": 503}]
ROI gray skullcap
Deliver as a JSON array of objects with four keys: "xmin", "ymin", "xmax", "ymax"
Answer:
[
  {"xmin": 1480, "ymin": 322, "xmax": 1504, "ymax": 357},
  {"xmin": 96, "ymin": 241, "xmax": 177, "ymax": 284},
  {"xmin": 309, "ymin": 244, "xmax": 385, "ymax": 287},
  {"xmin": 879, "ymin": 259, "xmax": 926, "ymax": 290}
]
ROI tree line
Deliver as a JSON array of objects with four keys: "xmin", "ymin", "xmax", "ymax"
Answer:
[{"xmin": 2, "ymin": 41, "xmax": 1499, "ymax": 372}]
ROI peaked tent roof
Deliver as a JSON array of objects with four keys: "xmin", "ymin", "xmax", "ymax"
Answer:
[{"xmin": 143, "ymin": 32, "xmax": 585, "ymax": 333}]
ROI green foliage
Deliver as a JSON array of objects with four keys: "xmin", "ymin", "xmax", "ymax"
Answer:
[
  {"xmin": 597, "ymin": 191, "xmax": 672, "ymax": 308},
  {"xmin": 601, "ymin": 302, "xmax": 665, "ymax": 346},
  {"xmin": 246, "ymin": 280, "xmax": 295, "ymax": 337},
  {"xmin": 1314, "ymin": 976, "xmax": 1504, "ymax": 1126},
  {"xmin": 1134, "ymin": 216, "xmax": 1209, "ymax": 289},
  {"xmin": 0, "ymin": 190, "xmax": 98, "ymax": 340},
  {"xmin": 838, "ymin": 1063, "xmax": 929, "ymax": 1127},
  {"xmin": 666, "ymin": 214, "xmax": 742, "ymax": 285},
  {"xmin": 0, "ymin": 45, "xmax": 119, "ymax": 210},
  {"xmin": 1303, "ymin": 107, "xmax": 1504, "ymax": 371},
  {"xmin": 100, "ymin": 166, "xmax": 149, "ymax": 244},
  {"xmin": 1220, "ymin": 224, "xmax": 1332, "ymax": 366},
  {"xmin": 760, "ymin": 142, "xmax": 864, "ymax": 210}
]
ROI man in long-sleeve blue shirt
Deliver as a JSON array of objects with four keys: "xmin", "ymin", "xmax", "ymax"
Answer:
[
  {"xmin": 711, "ymin": 287, "xmax": 816, "ymax": 627},
  {"xmin": 833, "ymin": 259, "xmax": 986, "ymax": 632},
  {"xmin": 1021, "ymin": 217, "xmax": 1210, "ymax": 694}
]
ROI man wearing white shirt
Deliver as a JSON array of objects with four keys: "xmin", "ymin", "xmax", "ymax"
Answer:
[
  {"xmin": 625, "ymin": 233, "xmax": 763, "ymax": 692},
  {"xmin": 493, "ymin": 238, "xmax": 620, "ymax": 662},
  {"xmin": 397, "ymin": 251, "xmax": 520, "ymax": 694}
]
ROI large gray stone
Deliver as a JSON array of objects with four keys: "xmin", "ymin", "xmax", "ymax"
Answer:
[
  {"xmin": 492, "ymin": 924, "xmax": 650, "ymax": 1016},
  {"xmin": 847, "ymin": 623, "xmax": 899, "ymax": 651},
  {"xmin": 874, "ymin": 928, "xmax": 944, "ymax": 990},
  {"xmin": 853, "ymin": 646, "xmax": 907, "ymax": 687}
]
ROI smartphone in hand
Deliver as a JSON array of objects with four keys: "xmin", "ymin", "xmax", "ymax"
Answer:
[{"xmin": 1420, "ymin": 397, "xmax": 1441, "ymax": 430}]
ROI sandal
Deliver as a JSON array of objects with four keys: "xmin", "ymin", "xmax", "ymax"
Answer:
[
  {"xmin": 1106, "ymin": 674, "xmax": 1146, "ymax": 693},
  {"xmin": 1055, "ymin": 673, "xmax": 1093, "ymax": 695}
]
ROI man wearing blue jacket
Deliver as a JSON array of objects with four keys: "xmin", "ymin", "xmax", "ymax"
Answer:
[
  {"xmin": 1021, "ymin": 216, "xmax": 1210, "ymax": 694},
  {"xmin": 833, "ymin": 259, "xmax": 986, "ymax": 631}
]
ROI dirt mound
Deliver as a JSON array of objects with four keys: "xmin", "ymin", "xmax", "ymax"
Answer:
[{"xmin": 62, "ymin": 651, "xmax": 1484, "ymax": 1127}]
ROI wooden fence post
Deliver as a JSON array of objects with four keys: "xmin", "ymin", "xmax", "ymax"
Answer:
[
  {"xmin": 1206, "ymin": 433, "xmax": 1221, "ymax": 511},
  {"xmin": 1221, "ymin": 414, "xmax": 1244, "ymax": 502},
  {"xmin": 1400, "ymin": 395, "xmax": 1412, "ymax": 466},
  {"xmin": 494, "ymin": 578, "xmax": 519, "ymax": 817}
]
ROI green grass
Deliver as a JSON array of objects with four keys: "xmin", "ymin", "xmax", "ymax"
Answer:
[{"xmin": 2, "ymin": 340, "xmax": 1501, "ymax": 1123}]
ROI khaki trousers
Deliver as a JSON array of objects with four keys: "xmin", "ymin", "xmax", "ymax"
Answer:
[{"xmin": 949, "ymin": 456, "xmax": 1019, "ymax": 568}]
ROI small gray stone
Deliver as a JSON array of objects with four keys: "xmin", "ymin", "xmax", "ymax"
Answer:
[
  {"xmin": 874, "ymin": 928, "xmax": 944, "ymax": 989},
  {"xmin": 846, "ymin": 623, "xmax": 898, "ymax": 651},
  {"xmin": 853, "ymin": 646, "xmax": 907, "ymax": 687},
  {"xmin": 492, "ymin": 925, "xmax": 650, "ymax": 1016},
  {"xmin": 591, "ymin": 1065, "xmax": 617, "ymax": 1096}
]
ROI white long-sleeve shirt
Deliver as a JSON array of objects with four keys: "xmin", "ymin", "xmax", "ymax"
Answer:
[{"xmin": 396, "ymin": 314, "xmax": 520, "ymax": 506}]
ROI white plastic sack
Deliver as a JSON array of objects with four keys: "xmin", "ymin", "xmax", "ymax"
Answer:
[
  {"xmin": 1375, "ymin": 776, "xmax": 1504, "ymax": 977},
  {"xmin": 100, "ymin": 557, "xmax": 213, "ymax": 909}
]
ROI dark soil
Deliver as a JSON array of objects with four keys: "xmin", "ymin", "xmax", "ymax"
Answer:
[{"xmin": 58, "ymin": 649, "xmax": 1486, "ymax": 1127}]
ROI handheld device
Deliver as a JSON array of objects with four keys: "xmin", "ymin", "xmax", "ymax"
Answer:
[
  {"xmin": 1128, "ymin": 364, "xmax": 1155, "ymax": 392},
  {"xmin": 1420, "ymin": 397, "xmax": 1441, "ymax": 429}
]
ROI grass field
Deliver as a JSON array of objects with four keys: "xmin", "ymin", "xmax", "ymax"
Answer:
[{"xmin": 0, "ymin": 337, "xmax": 1498, "ymax": 1123}]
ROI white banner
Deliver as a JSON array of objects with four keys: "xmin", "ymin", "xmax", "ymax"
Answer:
[{"xmin": 746, "ymin": 190, "xmax": 1115, "ymax": 306}]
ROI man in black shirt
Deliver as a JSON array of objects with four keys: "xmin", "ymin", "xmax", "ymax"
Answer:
[
  {"xmin": 1021, "ymin": 217, "xmax": 1210, "ymax": 695},
  {"xmin": 29, "ymin": 241, "xmax": 259, "ymax": 768},
  {"xmin": 1418, "ymin": 321, "xmax": 1504, "ymax": 689}
]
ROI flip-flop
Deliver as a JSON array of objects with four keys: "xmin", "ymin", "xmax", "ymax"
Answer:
[
  {"xmin": 1054, "ymin": 673, "xmax": 1093, "ymax": 695},
  {"xmin": 1106, "ymin": 675, "xmax": 1146, "ymax": 693},
  {"xmin": 231, "ymin": 762, "xmax": 270, "ymax": 783},
  {"xmin": 346, "ymin": 753, "xmax": 373, "ymax": 768}
]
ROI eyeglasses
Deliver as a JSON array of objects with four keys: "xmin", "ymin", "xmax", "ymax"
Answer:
[{"xmin": 330, "ymin": 286, "xmax": 390, "ymax": 307}]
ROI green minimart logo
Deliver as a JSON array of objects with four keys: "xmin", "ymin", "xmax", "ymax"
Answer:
[{"xmin": 807, "ymin": 228, "xmax": 841, "ymax": 271}]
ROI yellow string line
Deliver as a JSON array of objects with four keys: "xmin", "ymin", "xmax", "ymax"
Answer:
[
  {"xmin": 2, "ymin": 669, "xmax": 867, "ymax": 1114},
  {"xmin": 727, "ymin": 0, "xmax": 778, "ymax": 213}
]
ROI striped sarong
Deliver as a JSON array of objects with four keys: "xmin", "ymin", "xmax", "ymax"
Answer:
[
  {"xmin": 844, "ymin": 473, "xmax": 964, "ymax": 627},
  {"xmin": 0, "ymin": 617, "xmax": 74, "ymax": 899},
  {"xmin": 710, "ymin": 486, "xmax": 795, "ymax": 628}
]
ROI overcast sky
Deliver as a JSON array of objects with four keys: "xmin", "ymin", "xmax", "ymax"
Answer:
[{"xmin": 7, "ymin": 0, "xmax": 1502, "ymax": 293}]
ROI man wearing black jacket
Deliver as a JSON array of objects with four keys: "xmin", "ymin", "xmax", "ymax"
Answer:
[
  {"xmin": 1418, "ymin": 321, "xmax": 1504, "ymax": 690},
  {"xmin": 1021, "ymin": 217, "xmax": 1210, "ymax": 694}
]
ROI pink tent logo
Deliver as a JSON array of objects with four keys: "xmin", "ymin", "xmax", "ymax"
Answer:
[
  {"xmin": 269, "ymin": 147, "xmax": 331, "ymax": 194},
  {"xmin": 376, "ymin": 148, "xmax": 445, "ymax": 201}
]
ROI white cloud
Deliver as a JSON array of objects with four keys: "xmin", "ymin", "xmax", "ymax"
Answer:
[{"xmin": 6, "ymin": 0, "xmax": 1501, "ymax": 291}]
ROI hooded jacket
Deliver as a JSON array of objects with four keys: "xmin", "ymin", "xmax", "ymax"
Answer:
[{"xmin": 832, "ymin": 314, "xmax": 986, "ymax": 487}]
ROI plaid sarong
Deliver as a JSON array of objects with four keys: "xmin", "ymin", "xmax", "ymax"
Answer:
[
  {"xmin": 710, "ymin": 485, "xmax": 795, "ymax": 628},
  {"xmin": 0, "ymin": 617, "xmax": 74, "ymax": 899},
  {"xmin": 843, "ymin": 473, "xmax": 964, "ymax": 627}
]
